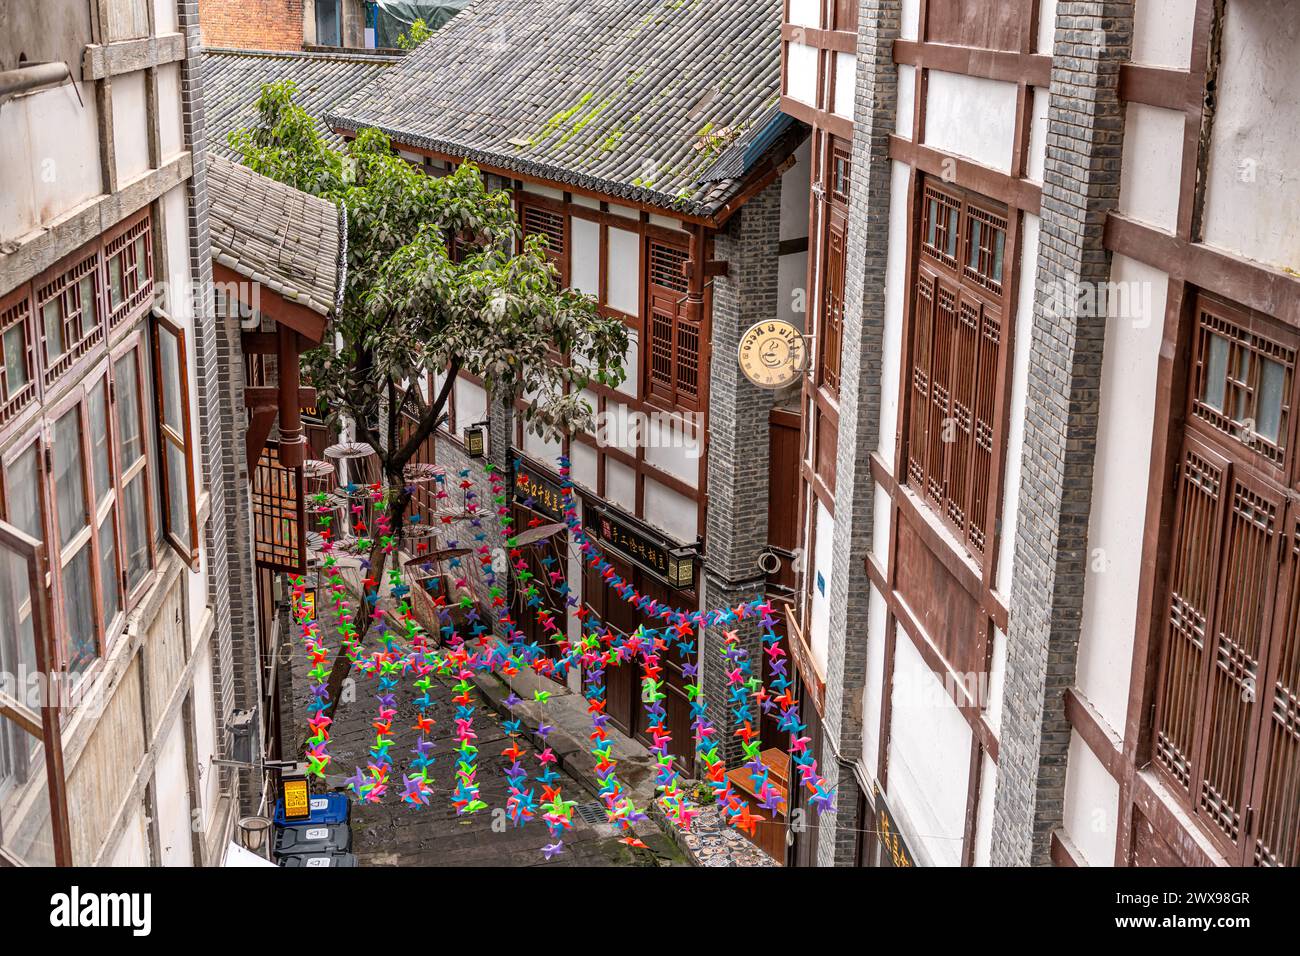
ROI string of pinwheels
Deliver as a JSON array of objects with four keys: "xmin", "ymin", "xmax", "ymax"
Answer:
[{"xmin": 289, "ymin": 451, "xmax": 835, "ymax": 860}]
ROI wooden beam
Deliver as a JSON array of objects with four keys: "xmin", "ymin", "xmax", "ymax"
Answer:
[
  {"xmin": 889, "ymin": 136, "xmax": 1042, "ymax": 215},
  {"xmin": 894, "ymin": 39, "xmax": 1052, "ymax": 88},
  {"xmin": 82, "ymin": 33, "xmax": 186, "ymax": 81}
]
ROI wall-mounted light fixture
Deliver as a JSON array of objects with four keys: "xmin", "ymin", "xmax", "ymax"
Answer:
[
  {"xmin": 463, "ymin": 422, "xmax": 488, "ymax": 458},
  {"xmin": 666, "ymin": 547, "xmax": 696, "ymax": 590}
]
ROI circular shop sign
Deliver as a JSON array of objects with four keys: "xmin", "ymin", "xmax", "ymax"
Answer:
[{"xmin": 738, "ymin": 320, "xmax": 808, "ymax": 389}]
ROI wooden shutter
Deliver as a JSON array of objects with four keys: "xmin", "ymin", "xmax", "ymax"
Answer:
[
  {"xmin": 646, "ymin": 241, "xmax": 697, "ymax": 410},
  {"xmin": 521, "ymin": 203, "xmax": 567, "ymax": 283},
  {"xmin": 1195, "ymin": 471, "xmax": 1283, "ymax": 849},
  {"xmin": 1154, "ymin": 438, "xmax": 1229, "ymax": 793},
  {"xmin": 252, "ymin": 441, "xmax": 306, "ymax": 572},
  {"xmin": 907, "ymin": 268, "xmax": 935, "ymax": 492},
  {"xmin": 1249, "ymin": 507, "xmax": 1300, "ymax": 866},
  {"xmin": 819, "ymin": 208, "xmax": 846, "ymax": 393}
]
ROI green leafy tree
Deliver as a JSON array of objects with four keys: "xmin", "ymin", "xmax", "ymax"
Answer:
[
  {"xmin": 395, "ymin": 17, "xmax": 435, "ymax": 50},
  {"xmin": 229, "ymin": 82, "xmax": 627, "ymax": 695}
]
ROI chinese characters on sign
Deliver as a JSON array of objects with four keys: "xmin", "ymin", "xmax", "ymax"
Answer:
[{"xmin": 586, "ymin": 504, "xmax": 672, "ymax": 579}]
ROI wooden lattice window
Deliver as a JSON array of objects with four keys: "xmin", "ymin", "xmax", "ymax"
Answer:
[
  {"xmin": 104, "ymin": 213, "xmax": 153, "ymax": 331},
  {"xmin": 252, "ymin": 441, "xmax": 305, "ymax": 572},
  {"xmin": 646, "ymin": 241, "xmax": 699, "ymax": 411},
  {"xmin": 963, "ymin": 204, "xmax": 1007, "ymax": 296},
  {"xmin": 921, "ymin": 185, "xmax": 961, "ymax": 270},
  {"xmin": 904, "ymin": 181, "xmax": 1007, "ymax": 559},
  {"xmin": 522, "ymin": 203, "xmax": 566, "ymax": 263},
  {"xmin": 0, "ymin": 292, "xmax": 36, "ymax": 426},
  {"xmin": 819, "ymin": 197, "xmax": 847, "ymax": 394},
  {"xmin": 35, "ymin": 251, "xmax": 104, "ymax": 387},
  {"xmin": 1152, "ymin": 294, "xmax": 1300, "ymax": 865},
  {"xmin": 1191, "ymin": 302, "xmax": 1294, "ymax": 468}
]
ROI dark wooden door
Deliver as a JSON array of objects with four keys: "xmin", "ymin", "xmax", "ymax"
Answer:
[{"xmin": 510, "ymin": 503, "xmax": 568, "ymax": 676}]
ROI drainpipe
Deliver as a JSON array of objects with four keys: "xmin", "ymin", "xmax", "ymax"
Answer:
[{"xmin": 0, "ymin": 62, "xmax": 79, "ymax": 113}]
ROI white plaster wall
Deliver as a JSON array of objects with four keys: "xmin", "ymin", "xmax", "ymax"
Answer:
[
  {"xmin": 860, "ymin": 584, "xmax": 889, "ymax": 776},
  {"xmin": 643, "ymin": 479, "xmax": 696, "ymax": 545},
  {"xmin": 606, "ymin": 226, "xmax": 640, "ymax": 316},
  {"xmin": 615, "ymin": 328, "xmax": 639, "ymax": 400},
  {"xmin": 996, "ymin": 213, "xmax": 1040, "ymax": 598},
  {"xmin": 607, "ymin": 202, "xmax": 639, "ymax": 220},
  {"xmin": 786, "ymin": 43, "xmax": 818, "ymax": 107},
  {"xmin": 887, "ymin": 634, "xmax": 972, "ymax": 866},
  {"xmin": 809, "ymin": 500, "xmax": 834, "ymax": 676},
  {"xmin": 154, "ymin": 0, "xmax": 179, "ymax": 34},
  {"xmin": 154, "ymin": 716, "xmax": 192, "ymax": 866},
  {"xmin": 900, "ymin": 0, "xmax": 920, "ymax": 42},
  {"xmin": 1132, "ymin": 0, "xmax": 1197, "ymax": 69},
  {"xmin": 924, "ymin": 72, "xmax": 1018, "ymax": 174},
  {"xmin": 985, "ymin": 626, "xmax": 1008, "ymax": 734},
  {"xmin": 896, "ymin": 66, "xmax": 915, "ymax": 140},
  {"xmin": 571, "ymin": 216, "xmax": 600, "ymax": 296},
  {"xmin": 1036, "ymin": 0, "xmax": 1058, "ymax": 54},
  {"xmin": 158, "ymin": 63, "xmax": 185, "ymax": 160},
  {"xmin": 0, "ymin": 83, "xmax": 101, "ymax": 245},
  {"xmin": 834, "ymin": 52, "xmax": 856, "ymax": 119},
  {"xmin": 109, "ymin": 806, "xmax": 150, "ymax": 866},
  {"xmin": 1076, "ymin": 255, "xmax": 1167, "ymax": 732},
  {"xmin": 1026, "ymin": 87, "xmax": 1049, "ymax": 184},
  {"xmin": 191, "ymin": 643, "xmax": 219, "ymax": 827},
  {"xmin": 871, "ymin": 482, "xmax": 892, "ymax": 567},
  {"xmin": 523, "ymin": 427, "xmax": 562, "ymax": 469},
  {"xmin": 1062, "ymin": 730, "xmax": 1120, "ymax": 865},
  {"xmin": 788, "ymin": 0, "xmax": 820, "ymax": 28},
  {"xmin": 972, "ymin": 751, "xmax": 997, "ymax": 865},
  {"xmin": 778, "ymin": 252, "xmax": 808, "ymax": 331},
  {"xmin": 454, "ymin": 377, "xmax": 488, "ymax": 435},
  {"xmin": 878, "ymin": 160, "xmax": 910, "ymax": 467},
  {"xmin": 643, "ymin": 415, "xmax": 700, "ymax": 487},
  {"xmin": 604, "ymin": 457, "xmax": 636, "ymax": 514},
  {"xmin": 1118, "ymin": 103, "xmax": 1184, "ymax": 234},
  {"xmin": 570, "ymin": 440, "xmax": 598, "ymax": 492},
  {"xmin": 112, "ymin": 71, "xmax": 151, "ymax": 183},
  {"xmin": 1202, "ymin": 3, "xmax": 1300, "ymax": 273},
  {"xmin": 521, "ymin": 182, "xmax": 563, "ymax": 201}
]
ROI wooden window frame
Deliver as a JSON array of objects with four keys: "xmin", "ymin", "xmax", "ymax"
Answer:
[
  {"xmin": 110, "ymin": 332, "xmax": 157, "ymax": 606},
  {"xmin": 151, "ymin": 312, "xmax": 200, "ymax": 570},
  {"xmin": 644, "ymin": 238, "xmax": 700, "ymax": 413},
  {"xmin": 0, "ymin": 286, "xmax": 39, "ymax": 427},
  {"xmin": 103, "ymin": 210, "xmax": 154, "ymax": 333},
  {"xmin": 0, "ymin": 519, "xmax": 73, "ymax": 866},
  {"xmin": 1149, "ymin": 292, "xmax": 1300, "ymax": 865},
  {"xmin": 34, "ymin": 247, "xmax": 105, "ymax": 389},
  {"xmin": 903, "ymin": 178, "xmax": 1009, "ymax": 560}
]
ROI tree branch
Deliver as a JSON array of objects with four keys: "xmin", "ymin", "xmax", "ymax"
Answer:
[{"xmin": 393, "ymin": 359, "xmax": 462, "ymax": 468}]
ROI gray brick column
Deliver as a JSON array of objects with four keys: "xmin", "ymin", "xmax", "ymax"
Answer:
[
  {"xmin": 990, "ymin": 2, "xmax": 1133, "ymax": 866},
  {"xmin": 178, "ymin": 0, "xmax": 263, "ymax": 815},
  {"xmin": 814, "ymin": 0, "xmax": 900, "ymax": 867},
  {"xmin": 699, "ymin": 182, "xmax": 782, "ymax": 768}
]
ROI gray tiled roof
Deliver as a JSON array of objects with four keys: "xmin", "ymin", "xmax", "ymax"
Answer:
[
  {"xmin": 202, "ymin": 47, "xmax": 401, "ymax": 159},
  {"xmin": 207, "ymin": 154, "xmax": 346, "ymax": 317},
  {"xmin": 326, "ymin": 0, "xmax": 785, "ymax": 217}
]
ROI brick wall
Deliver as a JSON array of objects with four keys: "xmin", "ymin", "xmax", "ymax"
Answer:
[
  {"xmin": 198, "ymin": 0, "xmax": 304, "ymax": 50},
  {"xmin": 989, "ymin": 2, "xmax": 1134, "ymax": 866},
  {"xmin": 699, "ymin": 181, "xmax": 783, "ymax": 767},
  {"xmin": 814, "ymin": 0, "xmax": 900, "ymax": 868}
]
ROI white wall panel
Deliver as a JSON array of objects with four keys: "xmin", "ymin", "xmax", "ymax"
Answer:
[
  {"xmin": 924, "ymin": 71, "xmax": 1018, "ymax": 173},
  {"xmin": 112, "ymin": 71, "xmax": 151, "ymax": 182},
  {"xmin": 1132, "ymin": 0, "xmax": 1197, "ymax": 68},
  {"xmin": 1118, "ymin": 103, "xmax": 1184, "ymax": 233},
  {"xmin": 1063, "ymin": 731, "xmax": 1120, "ymax": 865},
  {"xmin": 1077, "ymin": 255, "xmax": 1167, "ymax": 732}
]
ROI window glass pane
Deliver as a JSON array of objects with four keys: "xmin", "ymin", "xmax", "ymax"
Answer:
[
  {"xmin": 61, "ymin": 544, "xmax": 96, "ymax": 675},
  {"xmin": 7, "ymin": 445, "xmax": 42, "ymax": 541},
  {"xmin": 1256, "ymin": 357, "xmax": 1286, "ymax": 445},
  {"xmin": 114, "ymin": 352, "xmax": 143, "ymax": 466},
  {"xmin": 159, "ymin": 328, "xmax": 183, "ymax": 433},
  {"xmin": 1202, "ymin": 333, "xmax": 1228, "ymax": 411},
  {"xmin": 166, "ymin": 441, "xmax": 190, "ymax": 545},
  {"xmin": 43, "ymin": 300, "xmax": 64, "ymax": 360},
  {"xmin": 122, "ymin": 474, "xmax": 150, "ymax": 589},
  {"xmin": 132, "ymin": 236, "xmax": 147, "ymax": 287},
  {"xmin": 53, "ymin": 408, "xmax": 86, "ymax": 549},
  {"xmin": 0, "ymin": 540, "xmax": 53, "ymax": 866},
  {"xmin": 77, "ymin": 275, "xmax": 95, "ymax": 339},
  {"xmin": 968, "ymin": 220, "xmax": 982, "ymax": 270},
  {"xmin": 926, "ymin": 199, "xmax": 938, "ymax": 247},
  {"xmin": 97, "ymin": 514, "xmax": 119, "ymax": 632},
  {"xmin": 992, "ymin": 229, "xmax": 1005, "ymax": 284},
  {"xmin": 108, "ymin": 257, "xmax": 124, "ymax": 310},
  {"xmin": 88, "ymin": 381, "xmax": 112, "ymax": 504},
  {"xmin": 945, "ymin": 207, "xmax": 959, "ymax": 258},
  {"xmin": 3, "ymin": 325, "xmax": 28, "ymax": 397}
]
